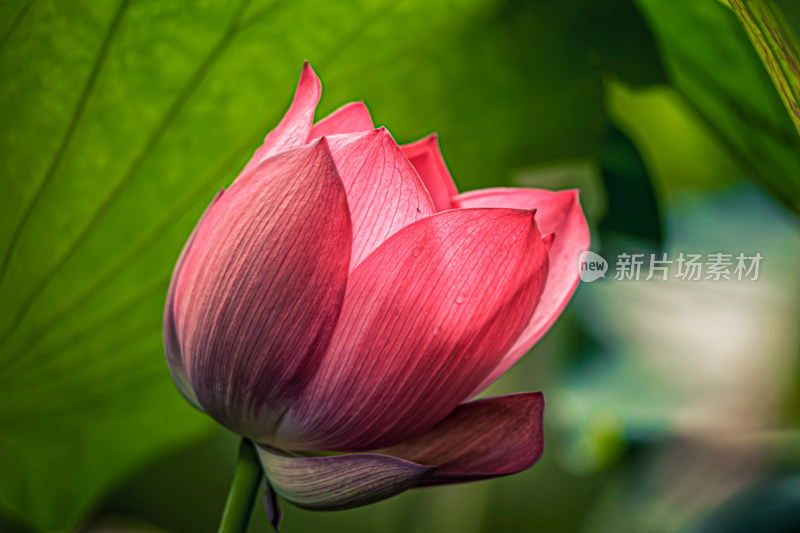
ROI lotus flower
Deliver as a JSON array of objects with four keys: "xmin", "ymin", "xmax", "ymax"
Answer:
[{"xmin": 164, "ymin": 62, "xmax": 589, "ymax": 526}]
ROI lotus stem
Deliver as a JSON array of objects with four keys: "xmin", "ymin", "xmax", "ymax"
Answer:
[{"xmin": 218, "ymin": 438, "xmax": 263, "ymax": 533}]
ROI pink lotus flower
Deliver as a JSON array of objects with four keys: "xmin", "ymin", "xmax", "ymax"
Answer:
[{"xmin": 164, "ymin": 62, "xmax": 589, "ymax": 524}]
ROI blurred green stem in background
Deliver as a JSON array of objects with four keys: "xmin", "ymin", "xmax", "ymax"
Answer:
[
  {"xmin": 218, "ymin": 438, "xmax": 262, "ymax": 533},
  {"xmin": 729, "ymin": 0, "xmax": 800, "ymax": 136}
]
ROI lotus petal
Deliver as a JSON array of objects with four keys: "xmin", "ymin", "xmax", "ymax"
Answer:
[
  {"xmin": 310, "ymin": 101, "xmax": 373, "ymax": 139},
  {"xmin": 173, "ymin": 139, "xmax": 351, "ymax": 440},
  {"xmin": 455, "ymin": 189, "xmax": 589, "ymax": 395},
  {"xmin": 382, "ymin": 392, "xmax": 545, "ymax": 485},
  {"xmin": 257, "ymin": 447, "xmax": 434, "ymax": 510},
  {"xmin": 401, "ymin": 134, "xmax": 458, "ymax": 211},
  {"xmin": 242, "ymin": 62, "xmax": 322, "ymax": 175},
  {"xmin": 279, "ymin": 208, "xmax": 549, "ymax": 451}
]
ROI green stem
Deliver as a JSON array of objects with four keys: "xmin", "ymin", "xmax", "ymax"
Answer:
[{"xmin": 218, "ymin": 438, "xmax": 263, "ymax": 533}]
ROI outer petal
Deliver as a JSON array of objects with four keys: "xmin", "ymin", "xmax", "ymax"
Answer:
[
  {"xmin": 163, "ymin": 189, "xmax": 224, "ymax": 410},
  {"xmin": 262, "ymin": 479, "xmax": 282, "ymax": 532},
  {"xmin": 381, "ymin": 392, "xmax": 545, "ymax": 485},
  {"xmin": 327, "ymin": 128, "xmax": 435, "ymax": 269},
  {"xmin": 309, "ymin": 101, "xmax": 373, "ymax": 140},
  {"xmin": 454, "ymin": 189, "xmax": 590, "ymax": 395},
  {"xmin": 277, "ymin": 208, "xmax": 549, "ymax": 451},
  {"xmin": 401, "ymin": 134, "xmax": 459, "ymax": 211},
  {"xmin": 174, "ymin": 139, "xmax": 352, "ymax": 441},
  {"xmin": 257, "ymin": 447, "xmax": 435, "ymax": 510},
  {"xmin": 242, "ymin": 62, "xmax": 322, "ymax": 176}
]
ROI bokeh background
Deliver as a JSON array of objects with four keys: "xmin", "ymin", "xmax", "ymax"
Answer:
[{"xmin": 2, "ymin": 0, "xmax": 800, "ymax": 532}]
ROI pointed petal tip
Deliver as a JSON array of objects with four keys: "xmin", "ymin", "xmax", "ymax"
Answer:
[
  {"xmin": 240, "ymin": 62, "xmax": 322, "ymax": 174},
  {"xmin": 299, "ymin": 59, "xmax": 319, "ymax": 79},
  {"xmin": 423, "ymin": 132, "xmax": 440, "ymax": 147},
  {"xmin": 297, "ymin": 61, "xmax": 321, "ymax": 96},
  {"xmin": 312, "ymin": 135, "xmax": 332, "ymax": 154},
  {"xmin": 263, "ymin": 480, "xmax": 283, "ymax": 532},
  {"xmin": 543, "ymin": 232, "xmax": 556, "ymax": 250},
  {"xmin": 342, "ymin": 100, "xmax": 371, "ymax": 115},
  {"xmin": 333, "ymin": 127, "xmax": 385, "ymax": 142},
  {"xmin": 407, "ymin": 132, "xmax": 440, "ymax": 149},
  {"xmin": 309, "ymin": 101, "xmax": 374, "ymax": 140},
  {"xmin": 530, "ymin": 389, "xmax": 545, "ymax": 404},
  {"xmin": 560, "ymin": 188, "xmax": 581, "ymax": 204}
]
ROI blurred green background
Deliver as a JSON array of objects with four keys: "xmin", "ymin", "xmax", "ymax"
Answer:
[{"xmin": 1, "ymin": 0, "xmax": 800, "ymax": 531}]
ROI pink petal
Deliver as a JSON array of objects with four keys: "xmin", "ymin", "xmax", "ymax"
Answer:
[
  {"xmin": 164, "ymin": 189, "xmax": 224, "ymax": 410},
  {"xmin": 401, "ymin": 134, "xmax": 459, "ymax": 211},
  {"xmin": 454, "ymin": 189, "xmax": 590, "ymax": 395},
  {"xmin": 309, "ymin": 101, "xmax": 374, "ymax": 140},
  {"xmin": 326, "ymin": 128, "xmax": 435, "ymax": 269},
  {"xmin": 241, "ymin": 62, "xmax": 322, "ymax": 176},
  {"xmin": 173, "ymin": 139, "xmax": 352, "ymax": 441},
  {"xmin": 381, "ymin": 392, "xmax": 545, "ymax": 485},
  {"xmin": 257, "ymin": 446, "xmax": 434, "ymax": 510},
  {"xmin": 277, "ymin": 208, "xmax": 549, "ymax": 451}
]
